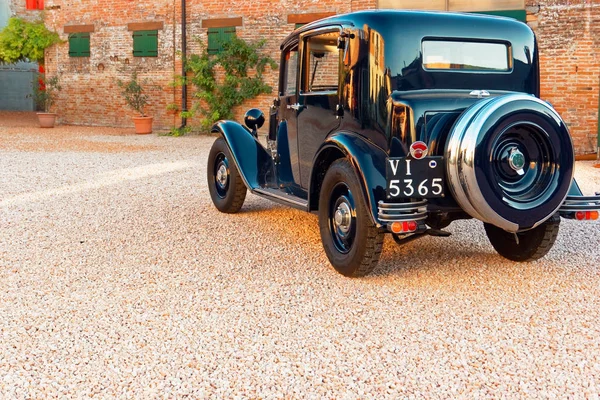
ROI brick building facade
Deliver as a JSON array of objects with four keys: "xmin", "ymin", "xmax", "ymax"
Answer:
[{"xmin": 33, "ymin": 0, "xmax": 599, "ymax": 154}]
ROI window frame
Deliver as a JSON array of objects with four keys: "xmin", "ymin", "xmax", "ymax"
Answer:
[{"xmin": 298, "ymin": 26, "xmax": 343, "ymax": 96}]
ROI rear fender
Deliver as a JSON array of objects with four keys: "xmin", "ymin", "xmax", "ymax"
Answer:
[
  {"xmin": 212, "ymin": 120, "xmax": 273, "ymax": 190},
  {"xmin": 309, "ymin": 132, "xmax": 388, "ymax": 227}
]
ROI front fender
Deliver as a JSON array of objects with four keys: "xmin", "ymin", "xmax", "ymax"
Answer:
[
  {"xmin": 310, "ymin": 132, "xmax": 388, "ymax": 227},
  {"xmin": 212, "ymin": 120, "xmax": 273, "ymax": 190}
]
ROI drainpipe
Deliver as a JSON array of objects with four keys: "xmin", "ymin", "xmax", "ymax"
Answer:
[
  {"xmin": 597, "ymin": 84, "xmax": 600, "ymax": 159},
  {"xmin": 180, "ymin": 0, "xmax": 187, "ymax": 129}
]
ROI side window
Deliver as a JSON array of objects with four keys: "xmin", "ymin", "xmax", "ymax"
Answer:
[
  {"xmin": 303, "ymin": 32, "xmax": 340, "ymax": 93},
  {"xmin": 284, "ymin": 49, "xmax": 298, "ymax": 95}
]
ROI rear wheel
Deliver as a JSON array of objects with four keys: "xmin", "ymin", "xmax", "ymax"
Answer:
[
  {"xmin": 207, "ymin": 137, "xmax": 247, "ymax": 213},
  {"xmin": 318, "ymin": 159, "xmax": 384, "ymax": 277},
  {"xmin": 484, "ymin": 214, "xmax": 560, "ymax": 262}
]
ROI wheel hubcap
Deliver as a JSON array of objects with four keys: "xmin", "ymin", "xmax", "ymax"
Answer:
[
  {"xmin": 329, "ymin": 184, "xmax": 356, "ymax": 254},
  {"xmin": 216, "ymin": 164, "xmax": 228, "ymax": 189},
  {"xmin": 508, "ymin": 147, "xmax": 526, "ymax": 175},
  {"xmin": 334, "ymin": 202, "xmax": 352, "ymax": 234},
  {"xmin": 490, "ymin": 122, "xmax": 556, "ymax": 209},
  {"xmin": 214, "ymin": 153, "xmax": 230, "ymax": 199}
]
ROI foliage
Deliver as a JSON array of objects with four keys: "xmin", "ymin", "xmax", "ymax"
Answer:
[
  {"xmin": 0, "ymin": 17, "xmax": 61, "ymax": 63},
  {"xmin": 163, "ymin": 125, "xmax": 191, "ymax": 137},
  {"xmin": 117, "ymin": 71, "xmax": 149, "ymax": 116},
  {"xmin": 178, "ymin": 36, "xmax": 277, "ymax": 132},
  {"xmin": 33, "ymin": 74, "xmax": 61, "ymax": 113}
]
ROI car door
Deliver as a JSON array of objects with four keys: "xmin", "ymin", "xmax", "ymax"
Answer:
[
  {"xmin": 277, "ymin": 43, "xmax": 302, "ymax": 187},
  {"xmin": 297, "ymin": 29, "xmax": 342, "ymax": 189}
]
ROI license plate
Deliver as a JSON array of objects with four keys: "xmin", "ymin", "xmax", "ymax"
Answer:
[{"xmin": 386, "ymin": 157, "xmax": 445, "ymax": 199}]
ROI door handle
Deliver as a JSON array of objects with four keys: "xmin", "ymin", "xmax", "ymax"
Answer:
[{"xmin": 287, "ymin": 103, "xmax": 303, "ymax": 111}]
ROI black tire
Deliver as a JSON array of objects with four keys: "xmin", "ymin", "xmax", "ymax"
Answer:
[
  {"xmin": 484, "ymin": 214, "xmax": 560, "ymax": 262},
  {"xmin": 207, "ymin": 137, "xmax": 247, "ymax": 213},
  {"xmin": 318, "ymin": 159, "xmax": 384, "ymax": 277}
]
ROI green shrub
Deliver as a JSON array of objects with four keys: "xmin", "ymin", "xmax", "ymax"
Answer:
[
  {"xmin": 0, "ymin": 17, "xmax": 61, "ymax": 63},
  {"xmin": 117, "ymin": 71, "xmax": 149, "ymax": 116}
]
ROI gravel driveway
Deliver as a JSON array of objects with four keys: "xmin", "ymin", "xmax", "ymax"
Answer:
[{"xmin": 1, "ymin": 112, "xmax": 600, "ymax": 398}]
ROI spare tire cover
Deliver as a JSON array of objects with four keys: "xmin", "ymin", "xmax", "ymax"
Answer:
[{"xmin": 445, "ymin": 93, "xmax": 574, "ymax": 232}]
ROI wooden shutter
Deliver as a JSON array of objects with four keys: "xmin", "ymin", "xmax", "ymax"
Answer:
[
  {"xmin": 68, "ymin": 33, "xmax": 90, "ymax": 57},
  {"xmin": 26, "ymin": 0, "xmax": 43, "ymax": 9},
  {"xmin": 133, "ymin": 30, "xmax": 158, "ymax": 57},
  {"xmin": 207, "ymin": 27, "xmax": 236, "ymax": 55}
]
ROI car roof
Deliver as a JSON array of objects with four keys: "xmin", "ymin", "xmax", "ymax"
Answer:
[{"xmin": 280, "ymin": 9, "xmax": 530, "ymax": 50}]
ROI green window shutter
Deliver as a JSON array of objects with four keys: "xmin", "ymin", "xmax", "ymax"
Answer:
[
  {"xmin": 133, "ymin": 30, "xmax": 158, "ymax": 57},
  {"xmin": 295, "ymin": 23, "xmax": 305, "ymax": 29},
  {"xmin": 471, "ymin": 9, "xmax": 527, "ymax": 23},
  {"xmin": 68, "ymin": 33, "xmax": 90, "ymax": 57},
  {"xmin": 207, "ymin": 27, "xmax": 236, "ymax": 55}
]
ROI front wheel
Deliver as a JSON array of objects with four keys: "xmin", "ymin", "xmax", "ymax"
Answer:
[
  {"xmin": 484, "ymin": 214, "xmax": 560, "ymax": 262},
  {"xmin": 318, "ymin": 159, "xmax": 384, "ymax": 277},
  {"xmin": 207, "ymin": 137, "xmax": 247, "ymax": 213}
]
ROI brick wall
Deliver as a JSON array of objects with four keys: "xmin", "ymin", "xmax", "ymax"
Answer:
[
  {"xmin": 40, "ymin": 0, "xmax": 598, "ymax": 153},
  {"xmin": 527, "ymin": 0, "xmax": 600, "ymax": 154},
  {"xmin": 42, "ymin": 0, "xmax": 356, "ymax": 130},
  {"xmin": 42, "ymin": 0, "xmax": 181, "ymax": 129},
  {"xmin": 9, "ymin": 0, "xmax": 44, "ymax": 21}
]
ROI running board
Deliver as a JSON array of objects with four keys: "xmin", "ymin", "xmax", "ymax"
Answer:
[{"xmin": 252, "ymin": 188, "xmax": 308, "ymax": 211}]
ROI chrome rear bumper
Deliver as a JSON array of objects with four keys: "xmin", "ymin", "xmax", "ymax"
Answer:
[
  {"xmin": 559, "ymin": 193, "xmax": 600, "ymax": 219},
  {"xmin": 377, "ymin": 200, "xmax": 427, "ymax": 223}
]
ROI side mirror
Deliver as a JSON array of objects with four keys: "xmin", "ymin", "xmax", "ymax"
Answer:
[{"xmin": 244, "ymin": 108, "xmax": 265, "ymax": 134}]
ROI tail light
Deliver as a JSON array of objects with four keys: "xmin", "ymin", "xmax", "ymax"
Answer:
[
  {"xmin": 390, "ymin": 220, "xmax": 418, "ymax": 234},
  {"xmin": 575, "ymin": 211, "xmax": 599, "ymax": 221}
]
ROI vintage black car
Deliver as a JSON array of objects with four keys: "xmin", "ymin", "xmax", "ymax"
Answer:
[{"xmin": 207, "ymin": 10, "xmax": 600, "ymax": 277}]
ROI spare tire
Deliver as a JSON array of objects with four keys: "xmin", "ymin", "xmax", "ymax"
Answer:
[{"xmin": 445, "ymin": 93, "xmax": 574, "ymax": 232}]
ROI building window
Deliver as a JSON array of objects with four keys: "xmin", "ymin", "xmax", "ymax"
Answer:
[
  {"xmin": 26, "ymin": 0, "xmax": 43, "ymax": 10},
  {"xmin": 133, "ymin": 30, "xmax": 158, "ymax": 57},
  {"xmin": 68, "ymin": 33, "xmax": 90, "ymax": 57},
  {"xmin": 207, "ymin": 27, "xmax": 236, "ymax": 55}
]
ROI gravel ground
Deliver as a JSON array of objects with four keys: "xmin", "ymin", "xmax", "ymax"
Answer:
[{"xmin": 1, "ymin": 112, "xmax": 600, "ymax": 398}]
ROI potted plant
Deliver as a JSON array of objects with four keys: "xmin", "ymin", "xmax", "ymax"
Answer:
[
  {"xmin": 33, "ymin": 74, "xmax": 61, "ymax": 128},
  {"xmin": 117, "ymin": 71, "xmax": 153, "ymax": 134}
]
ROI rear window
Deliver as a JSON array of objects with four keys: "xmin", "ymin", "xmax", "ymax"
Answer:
[{"xmin": 422, "ymin": 40, "xmax": 511, "ymax": 72}]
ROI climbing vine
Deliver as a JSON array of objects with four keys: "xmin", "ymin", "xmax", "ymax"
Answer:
[{"xmin": 173, "ymin": 36, "xmax": 277, "ymax": 133}]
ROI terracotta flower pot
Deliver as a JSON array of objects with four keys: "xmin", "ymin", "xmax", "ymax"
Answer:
[
  {"xmin": 133, "ymin": 116, "xmax": 153, "ymax": 134},
  {"xmin": 37, "ymin": 112, "xmax": 57, "ymax": 128}
]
